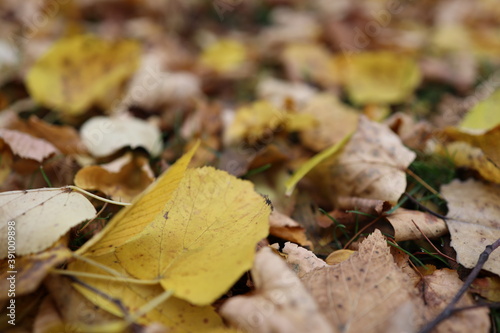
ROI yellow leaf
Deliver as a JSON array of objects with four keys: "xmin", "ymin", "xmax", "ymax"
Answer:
[
  {"xmin": 282, "ymin": 43, "xmax": 340, "ymax": 87},
  {"xmin": 442, "ymin": 124, "xmax": 500, "ymax": 169},
  {"xmin": 285, "ymin": 132, "xmax": 353, "ymax": 196},
  {"xmin": 325, "ymin": 249, "xmax": 355, "ymax": 265},
  {"xmin": 70, "ymin": 252, "xmax": 225, "ymax": 332},
  {"xmin": 200, "ymin": 39, "xmax": 247, "ymax": 74},
  {"xmin": 436, "ymin": 141, "xmax": 500, "ymax": 183},
  {"xmin": 77, "ymin": 142, "xmax": 199, "ymax": 257},
  {"xmin": 297, "ymin": 93, "xmax": 359, "ymax": 151},
  {"xmin": 345, "ymin": 51, "xmax": 421, "ymax": 105},
  {"xmin": 114, "ymin": 167, "xmax": 271, "ymax": 305},
  {"xmin": 225, "ymin": 100, "xmax": 315, "ymax": 146},
  {"xmin": 26, "ymin": 35, "xmax": 140, "ymax": 115},
  {"xmin": 0, "ymin": 187, "xmax": 96, "ymax": 258},
  {"xmin": 460, "ymin": 89, "xmax": 500, "ymax": 131}
]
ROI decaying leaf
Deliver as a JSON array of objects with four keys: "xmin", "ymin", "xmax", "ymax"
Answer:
[
  {"xmin": 281, "ymin": 242, "xmax": 327, "ymax": 278},
  {"xmin": 220, "ymin": 247, "xmax": 333, "ymax": 333},
  {"xmin": 0, "ymin": 128, "xmax": 59, "ymax": 162},
  {"xmin": 0, "ymin": 241, "xmax": 71, "ymax": 300},
  {"xmin": 385, "ymin": 208, "xmax": 448, "ymax": 242},
  {"xmin": 298, "ymin": 93, "xmax": 359, "ymax": 152},
  {"xmin": 0, "ymin": 187, "xmax": 96, "ymax": 258},
  {"xmin": 472, "ymin": 276, "xmax": 500, "ymax": 302},
  {"xmin": 26, "ymin": 35, "xmax": 140, "ymax": 115},
  {"xmin": 8, "ymin": 116, "xmax": 87, "ymax": 155},
  {"xmin": 74, "ymin": 152, "xmax": 154, "ymax": 202},
  {"xmin": 441, "ymin": 179, "xmax": 500, "ymax": 275},
  {"xmin": 420, "ymin": 269, "xmax": 490, "ymax": 332},
  {"xmin": 328, "ymin": 116, "xmax": 416, "ymax": 204},
  {"xmin": 344, "ymin": 51, "xmax": 421, "ymax": 105},
  {"xmin": 269, "ymin": 211, "xmax": 312, "ymax": 248},
  {"xmin": 80, "ymin": 115, "xmax": 162, "ymax": 158},
  {"xmin": 301, "ymin": 230, "xmax": 424, "ymax": 333}
]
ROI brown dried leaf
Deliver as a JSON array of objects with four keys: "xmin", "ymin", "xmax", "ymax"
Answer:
[
  {"xmin": 9, "ymin": 116, "xmax": 87, "ymax": 155},
  {"xmin": 269, "ymin": 211, "xmax": 312, "ymax": 248},
  {"xmin": 74, "ymin": 152, "xmax": 154, "ymax": 202},
  {"xmin": 220, "ymin": 247, "xmax": 333, "ymax": 333},
  {"xmin": 420, "ymin": 269, "xmax": 490, "ymax": 333},
  {"xmin": 282, "ymin": 242, "xmax": 327, "ymax": 278},
  {"xmin": 0, "ymin": 129, "xmax": 59, "ymax": 162},
  {"xmin": 386, "ymin": 208, "xmax": 448, "ymax": 242},
  {"xmin": 0, "ymin": 241, "xmax": 71, "ymax": 301},
  {"xmin": 441, "ymin": 179, "xmax": 500, "ymax": 274},
  {"xmin": 328, "ymin": 116, "xmax": 416, "ymax": 204},
  {"xmin": 301, "ymin": 230, "xmax": 424, "ymax": 333},
  {"xmin": 298, "ymin": 94, "xmax": 359, "ymax": 152}
]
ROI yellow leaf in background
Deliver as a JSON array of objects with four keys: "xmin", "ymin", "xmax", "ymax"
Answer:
[
  {"xmin": 282, "ymin": 43, "xmax": 340, "ymax": 87},
  {"xmin": 200, "ymin": 39, "xmax": 247, "ymax": 74},
  {"xmin": 442, "ymin": 124, "xmax": 500, "ymax": 168},
  {"xmin": 0, "ymin": 188, "xmax": 96, "ymax": 258},
  {"xmin": 77, "ymin": 142, "xmax": 199, "ymax": 256},
  {"xmin": 436, "ymin": 141, "xmax": 500, "ymax": 183},
  {"xmin": 298, "ymin": 93, "xmax": 359, "ymax": 152},
  {"xmin": 26, "ymin": 35, "xmax": 140, "ymax": 115},
  {"xmin": 285, "ymin": 132, "xmax": 352, "ymax": 196},
  {"xmin": 460, "ymin": 89, "xmax": 500, "ymax": 131},
  {"xmin": 114, "ymin": 167, "xmax": 271, "ymax": 305},
  {"xmin": 345, "ymin": 51, "xmax": 421, "ymax": 105},
  {"xmin": 224, "ymin": 100, "xmax": 315, "ymax": 145}
]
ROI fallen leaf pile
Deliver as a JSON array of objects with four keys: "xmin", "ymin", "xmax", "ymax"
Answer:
[{"xmin": 1, "ymin": 0, "xmax": 500, "ymax": 332}]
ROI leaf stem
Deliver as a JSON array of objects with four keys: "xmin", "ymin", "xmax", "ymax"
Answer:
[{"xmin": 66, "ymin": 185, "xmax": 131, "ymax": 206}]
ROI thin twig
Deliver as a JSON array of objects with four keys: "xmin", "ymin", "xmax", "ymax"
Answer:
[
  {"xmin": 419, "ymin": 238, "xmax": 500, "ymax": 333},
  {"xmin": 406, "ymin": 168, "xmax": 444, "ymax": 200},
  {"xmin": 404, "ymin": 192, "xmax": 448, "ymax": 220},
  {"xmin": 411, "ymin": 219, "xmax": 456, "ymax": 263}
]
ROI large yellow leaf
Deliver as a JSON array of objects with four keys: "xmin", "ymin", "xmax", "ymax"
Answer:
[
  {"xmin": 26, "ymin": 35, "xmax": 140, "ymax": 115},
  {"xmin": 70, "ymin": 251, "xmax": 226, "ymax": 332},
  {"xmin": 77, "ymin": 142, "xmax": 199, "ymax": 256},
  {"xmin": 114, "ymin": 167, "xmax": 271, "ymax": 305}
]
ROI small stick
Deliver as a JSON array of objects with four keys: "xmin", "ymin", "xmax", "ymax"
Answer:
[
  {"xmin": 406, "ymin": 169, "xmax": 444, "ymax": 200},
  {"xmin": 419, "ymin": 238, "xmax": 500, "ymax": 333},
  {"xmin": 411, "ymin": 219, "xmax": 456, "ymax": 263},
  {"xmin": 404, "ymin": 192, "xmax": 448, "ymax": 220}
]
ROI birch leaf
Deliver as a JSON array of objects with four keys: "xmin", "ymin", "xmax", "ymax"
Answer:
[{"xmin": 0, "ymin": 187, "xmax": 96, "ymax": 258}]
